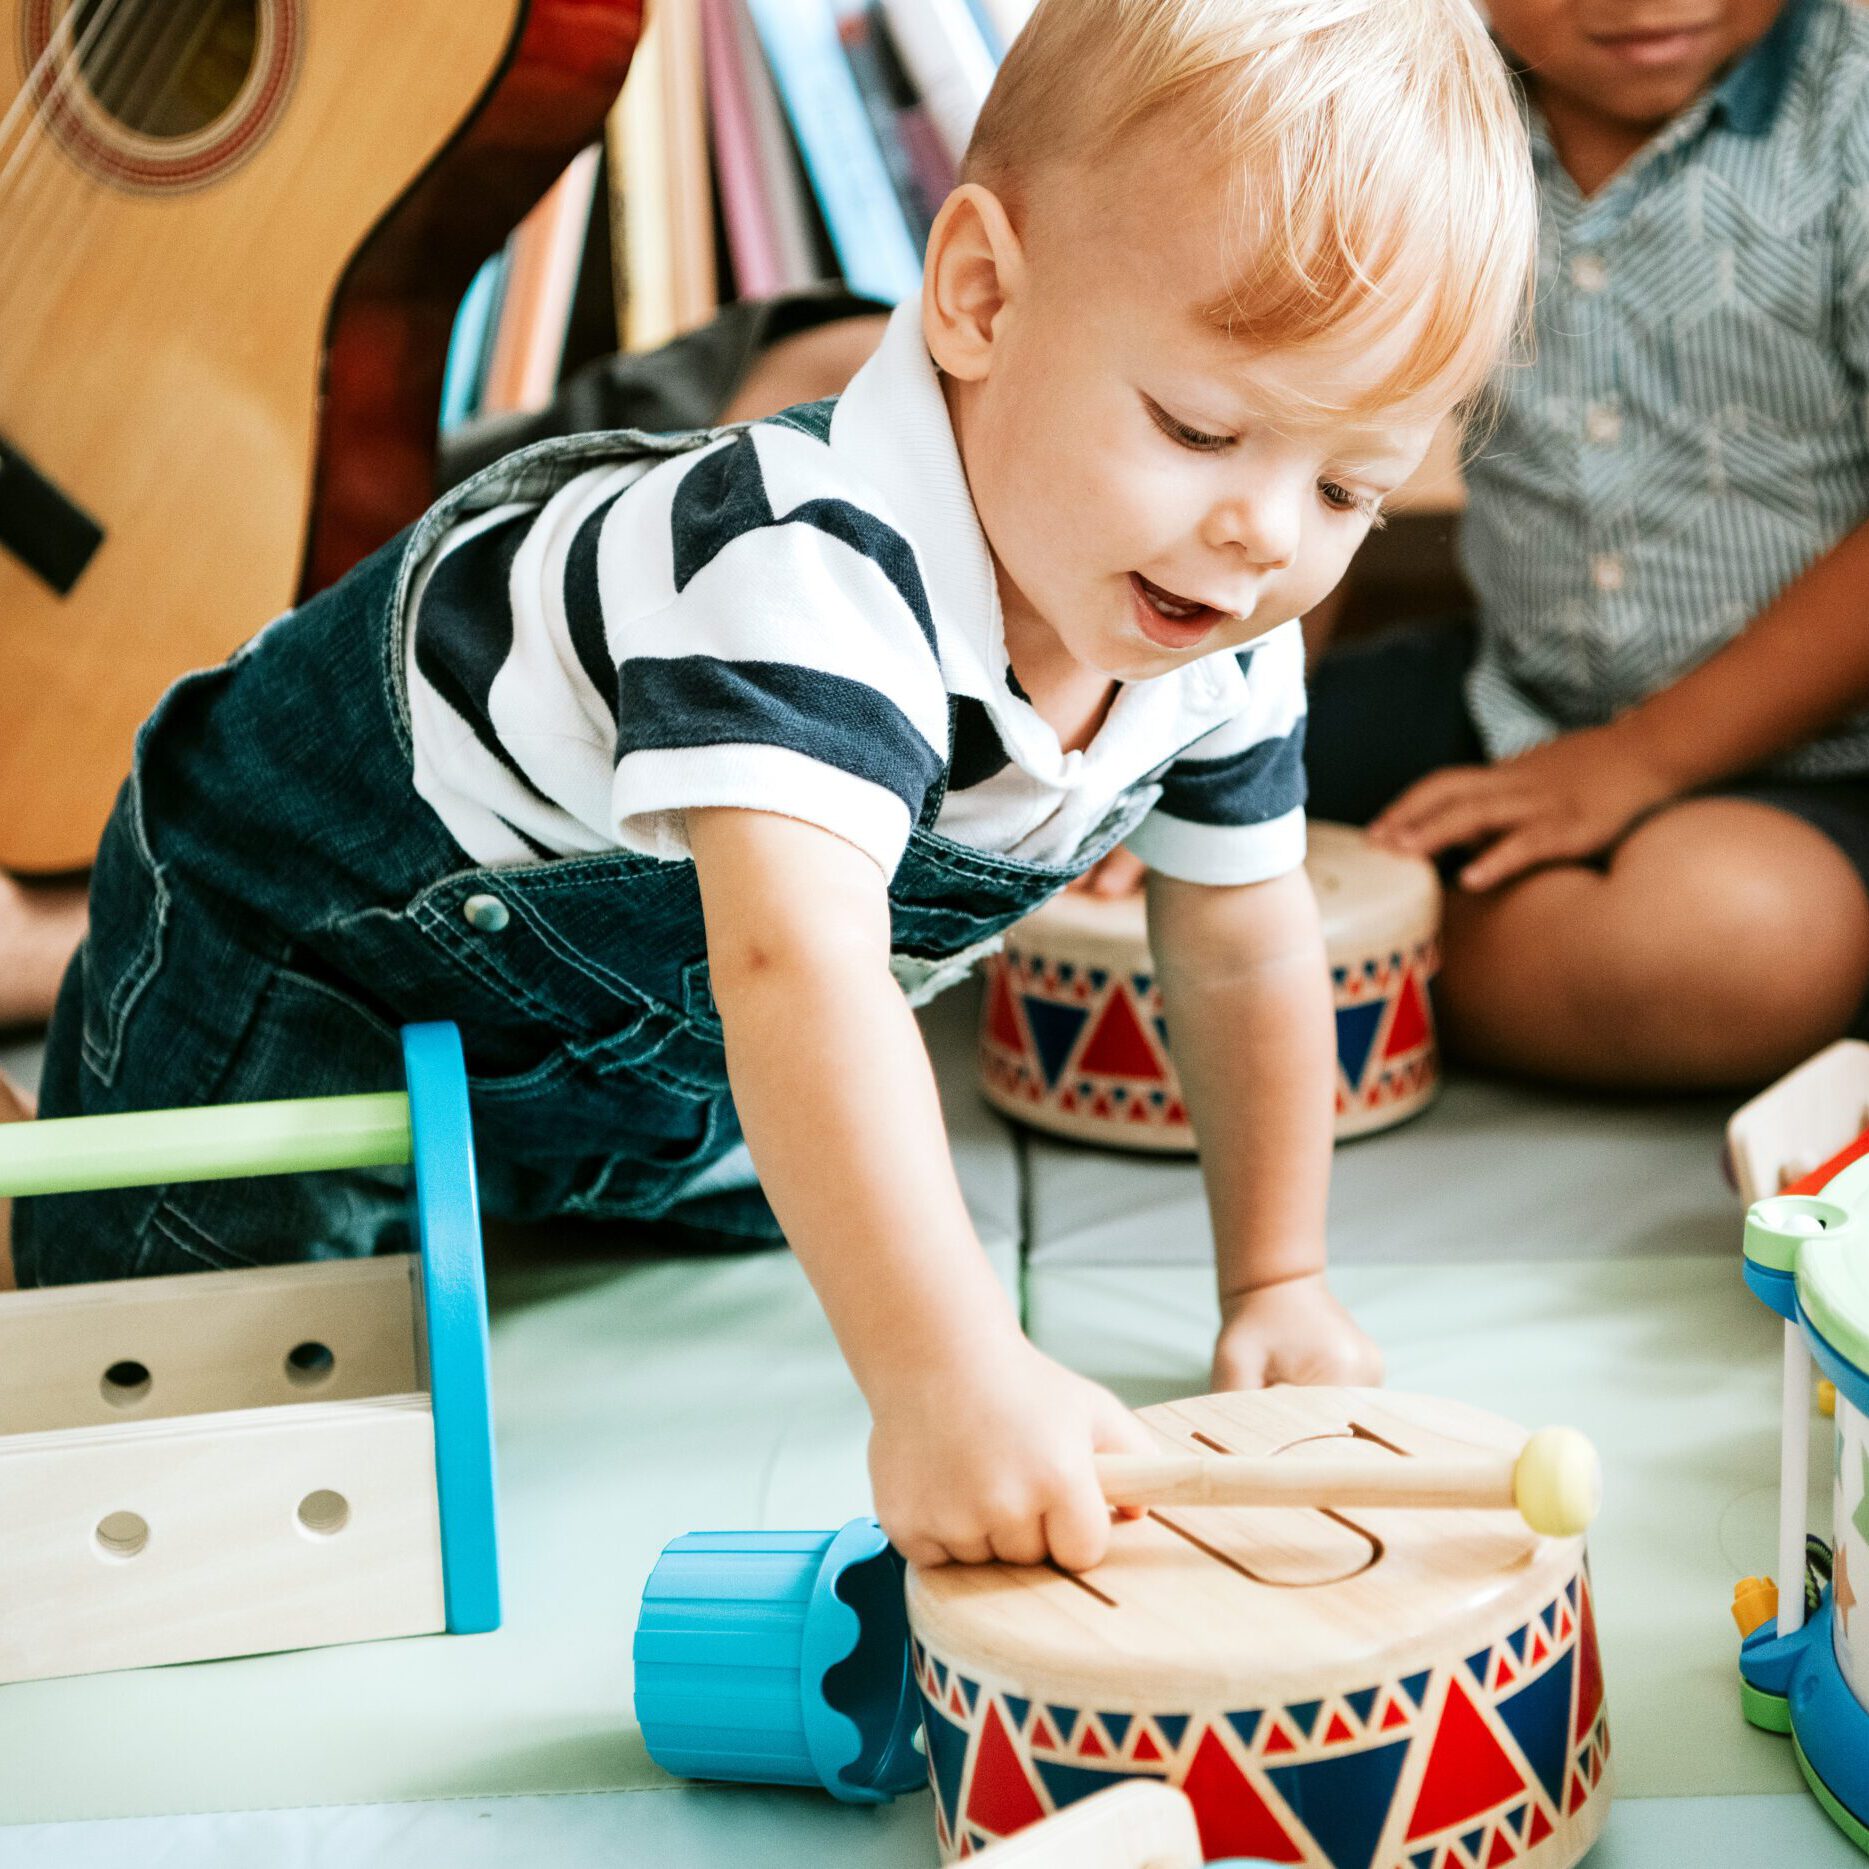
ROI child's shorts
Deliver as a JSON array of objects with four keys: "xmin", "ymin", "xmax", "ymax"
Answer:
[{"xmin": 1304, "ymin": 618, "xmax": 1869, "ymax": 900}]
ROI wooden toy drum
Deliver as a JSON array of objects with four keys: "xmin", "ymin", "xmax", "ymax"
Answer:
[
  {"xmin": 978, "ymin": 823, "xmax": 1441, "ymax": 1151},
  {"xmin": 907, "ymin": 1388, "xmax": 1610, "ymax": 1868}
]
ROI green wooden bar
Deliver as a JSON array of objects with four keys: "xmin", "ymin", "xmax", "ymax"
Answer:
[{"xmin": 0, "ymin": 1093, "xmax": 414, "ymax": 1198}]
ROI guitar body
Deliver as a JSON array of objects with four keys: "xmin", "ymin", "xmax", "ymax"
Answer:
[{"xmin": 0, "ymin": 0, "xmax": 643, "ymax": 873}]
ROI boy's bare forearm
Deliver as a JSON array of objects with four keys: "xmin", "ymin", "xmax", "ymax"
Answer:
[
  {"xmin": 1619, "ymin": 515, "xmax": 1869, "ymax": 790},
  {"xmin": 717, "ymin": 951, "xmax": 1018, "ymax": 1395},
  {"xmin": 1147, "ymin": 868, "xmax": 1334, "ymax": 1298},
  {"xmin": 690, "ymin": 810, "xmax": 1019, "ymax": 1406}
]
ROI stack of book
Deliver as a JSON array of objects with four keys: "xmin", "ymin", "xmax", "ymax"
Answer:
[{"xmin": 441, "ymin": 0, "xmax": 1037, "ymax": 432}]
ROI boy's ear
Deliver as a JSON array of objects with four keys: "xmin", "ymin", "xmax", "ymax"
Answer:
[{"xmin": 922, "ymin": 182, "xmax": 1025, "ymax": 383}]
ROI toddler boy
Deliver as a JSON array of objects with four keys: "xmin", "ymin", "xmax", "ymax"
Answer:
[{"xmin": 4, "ymin": 0, "xmax": 1535, "ymax": 1569}]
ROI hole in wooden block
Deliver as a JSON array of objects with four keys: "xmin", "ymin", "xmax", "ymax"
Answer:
[
  {"xmin": 285, "ymin": 1341, "xmax": 336, "ymax": 1387},
  {"xmin": 95, "ymin": 1511, "xmax": 149, "ymax": 1559},
  {"xmin": 100, "ymin": 1360, "xmax": 152, "ymax": 1407},
  {"xmin": 297, "ymin": 1490, "xmax": 350, "ymax": 1538}
]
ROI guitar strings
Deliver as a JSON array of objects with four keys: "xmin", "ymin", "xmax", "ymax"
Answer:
[{"xmin": 0, "ymin": 0, "xmax": 224, "ymax": 331}]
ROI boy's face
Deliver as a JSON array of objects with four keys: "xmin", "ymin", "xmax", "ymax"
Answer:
[
  {"xmin": 934, "ymin": 155, "xmax": 1440, "ymax": 688},
  {"xmin": 1485, "ymin": 0, "xmax": 1790, "ymax": 130}
]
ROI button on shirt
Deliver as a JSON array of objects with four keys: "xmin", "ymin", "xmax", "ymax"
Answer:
[{"xmin": 1461, "ymin": 0, "xmax": 1869, "ymax": 779}]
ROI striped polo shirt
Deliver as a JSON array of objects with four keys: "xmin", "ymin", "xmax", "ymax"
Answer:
[
  {"xmin": 404, "ymin": 300, "xmax": 1308, "ymax": 887},
  {"xmin": 1462, "ymin": 0, "xmax": 1869, "ymax": 778}
]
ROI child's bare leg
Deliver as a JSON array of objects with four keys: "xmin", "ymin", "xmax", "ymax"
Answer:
[
  {"xmin": 0, "ymin": 871, "xmax": 85, "ymax": 1029},
  {"xmin": 0, "ymin": 1068, "xmax": 35, "ymax": 1291},
  {"xmin": 1437, "ymin": 798, "xmax": 1869, "ymax": 1090}
]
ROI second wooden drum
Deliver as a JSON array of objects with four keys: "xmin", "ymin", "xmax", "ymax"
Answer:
[{"xmin": 977, "ymin": 823, "xmax": 1443, "ymax": 1150}]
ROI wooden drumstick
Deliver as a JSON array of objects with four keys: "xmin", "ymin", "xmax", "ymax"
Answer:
[{"xmin": 1094, "ymin": 1426, "xmax": 1601, "ymax": 1537}]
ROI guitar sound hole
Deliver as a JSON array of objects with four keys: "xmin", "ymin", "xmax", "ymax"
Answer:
[{"xmin": 71, "ymin": 0, "xmax": 259, "ymax": 141}]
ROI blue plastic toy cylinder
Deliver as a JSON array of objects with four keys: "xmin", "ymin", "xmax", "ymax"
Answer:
[{"xmin": 634, "ymin": 1521, "xmax": 922, "ymax": 1804}]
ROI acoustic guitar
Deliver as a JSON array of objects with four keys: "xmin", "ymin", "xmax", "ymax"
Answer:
[{"xmin": 0, "ymin": 0, "xmax": 643, "ymax": 873}]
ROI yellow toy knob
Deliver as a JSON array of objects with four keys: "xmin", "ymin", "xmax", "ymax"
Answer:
[{"xmin": 1512, "ymin": 1427, "xmax": 1602, "ymax": 1537}]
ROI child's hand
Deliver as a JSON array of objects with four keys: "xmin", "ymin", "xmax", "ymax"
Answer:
[
  {"xmin": 868, "ymin": 1340, "xmax": 1158, "ymax": 1572},
  {"xmin": 1211, "ymin": 1274, "xmax": 1383, "ymax": 1390},
  {"xmin": 1368, "ymin": 724, "xmax": 1677, "ymax": 890}
]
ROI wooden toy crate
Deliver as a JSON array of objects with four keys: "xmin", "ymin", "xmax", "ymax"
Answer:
[{"xmin": 0, "ymin": 1024, "xmax": 499, "ymax": 1685}]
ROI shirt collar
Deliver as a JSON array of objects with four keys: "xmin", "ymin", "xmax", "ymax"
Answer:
[
  {"xmin": 1712, "ymin": 0, "xmax": 1814, "ymax": 137},
  {"xmin": 825, "ymin": 300, "xmax": 1001, "ymax": 687}
]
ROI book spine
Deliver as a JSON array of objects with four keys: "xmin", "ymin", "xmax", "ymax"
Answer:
[
  {"xmin": 744, "ymin": 0, "xmax": 922, "ymax": 304},
  {"xmin": 833, "ymin": 0, "xmax": 934, "ymax": 249},
  {"xmin": 878, "ymin": 0, "xmax": 995, "ymax": 169},
  {"xmin": 440, "ymin": 255, "xmax": 503, "ymax": 432},
  {"xmin": 702, "ymin": 0, "xmax": 785, "ymax": 297}
]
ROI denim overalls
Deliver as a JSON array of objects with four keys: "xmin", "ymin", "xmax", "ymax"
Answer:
[{"xmin": 15, "ymin": 429, "xmax": 1157, "ymax": 1286}]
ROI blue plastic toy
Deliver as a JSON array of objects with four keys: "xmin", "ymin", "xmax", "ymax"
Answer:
[{"xmin": 1738, "ymin": 1170, "xmax": 1869, "ymax": 1854}]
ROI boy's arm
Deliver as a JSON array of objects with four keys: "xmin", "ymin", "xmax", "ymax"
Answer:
[
  {"xmin": 1145, "ymin": 864, "xmax": 1381, "ymax": 1390},
  {"xmin": 687, "ymin": 806, "xmax": 1154, "ymax": 1570},
  {"xmin": 1373, "ymin": 516, "xmax": 1869, "ymax": 889}
]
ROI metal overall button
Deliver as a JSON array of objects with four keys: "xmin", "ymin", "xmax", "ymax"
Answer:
[{"xmin": 462, "ymin": 893, "xmax": 510, "ymax": 934}]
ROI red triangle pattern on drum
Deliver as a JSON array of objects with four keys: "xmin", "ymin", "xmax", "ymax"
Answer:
[
  {"xmin": 1568, "ymin": 1773, "xmax": 1589, "ymax": 1815},
  {"xmin": 1406, "ymin": 1678, "xmax": 1529, "ymax": 1841},
  {"xmin": 1262, "ymin": 1719, "xmax": 1297, "ymax": 1756},
  {"xmin": 1381, "ymin": 1698, "xmax": 1411, "ymax": 1731},
  {"xmin": 1181, "ymin": 1729, "xmax": 1305, "ymax": 1863},
  {"xmin": 985, "ymin": 964, "xmax": 1025, "ymax": 1054},
  {"xmin": 1078, "ymin": 1723, "xmax": 1107, "ymax": 1758},
  {"xmin": 965, "ymin": 1701, "xmax": 1046, "ymax": 1838},
  {"xmin": 1030, "ymin": 1713, "xmax": 1059, "ymax": 1751},
  {"xmin": 1076, "ymin": 987, "xmax": 1165, "ymax": 1081},
  {"xmin": 1573, "ymin": 1581, "xmax": 1604, "ymax": 1743},
  {"xmin": 1487, "ymin": 1825, "xmax": 1517, "ymax": 1865},
  {"xmin": 1527, "ymin": 1805, "xmax": 1553, "ymax": 1846},
  {"xmin": 1132, "ymin": 1727, "xmax": 1163, "ymax": 1764},
  {"xmin": 1384, "ymin": 970, "xmax": 1431, "ymax": 1058},
  {"xmin": 1324, "ymin": 1711, "xmax": 1355, "ymax": 1744}
]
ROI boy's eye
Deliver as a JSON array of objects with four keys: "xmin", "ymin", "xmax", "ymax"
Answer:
[
  {"xmin": 1144, "ymin": 396, "xmax": 1234, "ymax": 452},
  {"xmin": 1320, "ymin": 480, "xmax": 1386, "ymax": 525}
]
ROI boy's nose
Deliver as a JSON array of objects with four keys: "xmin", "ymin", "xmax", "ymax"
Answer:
[{"xmin": 1202, "ymin": 487, "xmax": 1300, "ymax": 571}]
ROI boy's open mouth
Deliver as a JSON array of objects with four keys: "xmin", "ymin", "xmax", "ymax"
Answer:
[{"xmin": 1129, "ymin": 572, "xmax": 1227, "ymax": 649}]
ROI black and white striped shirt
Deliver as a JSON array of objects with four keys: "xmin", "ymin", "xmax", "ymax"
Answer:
[{"xmin": 405, "ymin": 301, "xmax": 1308, "ymax": 885}]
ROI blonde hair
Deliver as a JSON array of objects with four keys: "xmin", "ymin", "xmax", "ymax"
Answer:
[{"xmin": 965, "ymin": 0, "xmax": 1536, "ymax": 417}]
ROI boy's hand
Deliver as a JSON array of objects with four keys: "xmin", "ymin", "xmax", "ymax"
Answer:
[
  {"xmin": 1368, "ymin": 723, "xmax": 1677, "ymax": 890},
  {"xmin": 869, "ymin": 1338, "xmax": 1158, "ymax": 1573},
  {"xmin": 1211, "ymin": 1273, "xmax": 1383, "ymax": 1391}
]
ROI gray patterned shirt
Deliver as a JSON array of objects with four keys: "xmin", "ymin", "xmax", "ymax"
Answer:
[{"xmin": 1461, "ymin": 0, "xmax": 1869, "ymax": 778}]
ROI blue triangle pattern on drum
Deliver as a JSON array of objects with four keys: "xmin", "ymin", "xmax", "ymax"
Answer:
[
  {"xmin": 1226, "ymin": 1710, "xmax": 1262, "ymax": 1749},
  {"xmin": 1567, "ymin": 1578, "xmax": 1580, "ymax": 1608},
  {"xmin": 1497, "ymin": 1646, "xmax": 1574, "ymax": 1809},
  {"xmin": 959, "ymin": 1675, "xmax": 980, "ymax": 1712},
  {"xmin": 1022, "ymin": 1001, "xmax": 1089, "ymax": 1090},
  {"xmin": 1465, "ymin": 1646, "xmax": 1493, "ymax": 1685},
  {"xmin": 1034, "ymin": 1756, "xmax": 1129, "ymax": 1813},
  {"xmin": 1156, "ymin": 1714, "xmax": 1190, "ymax": 1750},
  {"xmin": 921, "ymin": 1700, "xmax": 970, "ymax": 1840},
  {"xmin": 1285, "ymin": 1700, "xmax": 1322, "ymax": 1741},
  {"xmin": 1411, "ymin": 1851, "xmax": 1436, "ymax": 1869},
  {"xmin": 1266, "ymin": 1736, "xmax": 1409, "ymax": 1869},
  {"xmin": 1506, "ymin": 1625, "xmax": 1528, "ymax": 1662},
  {"xmin": 1102, "ymin": 1713, "xmax": 1133, "ymax": 1748},
  {"xmin": 1154, "ymin": 1019, "xmax": 1171, "ymax": 1053},
  {"xmin": 1048, "ymin": 1705, "xmax": 1081, "ymax": 1744},
  {"xmin": 1133, "ymin": 973, "xmax": 1153, "ymax": 998},
  {"xmin": 1402, "ymin": 1671, "xmax": 1433, "ymax": 1710},
  {"xmin": 1462, "ymin": 1827, "xmax": 1486, "ymax": 1862},
  {"xmin": 1347, "ymin": 1687, "xmax": 1379, "ymax": 1726},
  {"xmin": 1507, "ymin": 1804, "xmax": 1527, "ymax": 1837},
  {"xmin": 1337, "ymin": 1000, "xmax": 1386, "ymax": 1088},
  {"xmin": 1089, "ymin": 969, "xmax": 1108, "ymax": 992},
  {"xmin": 1005, "ymin": 1696, "xmax": 1031, "ymax": 1734}
]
